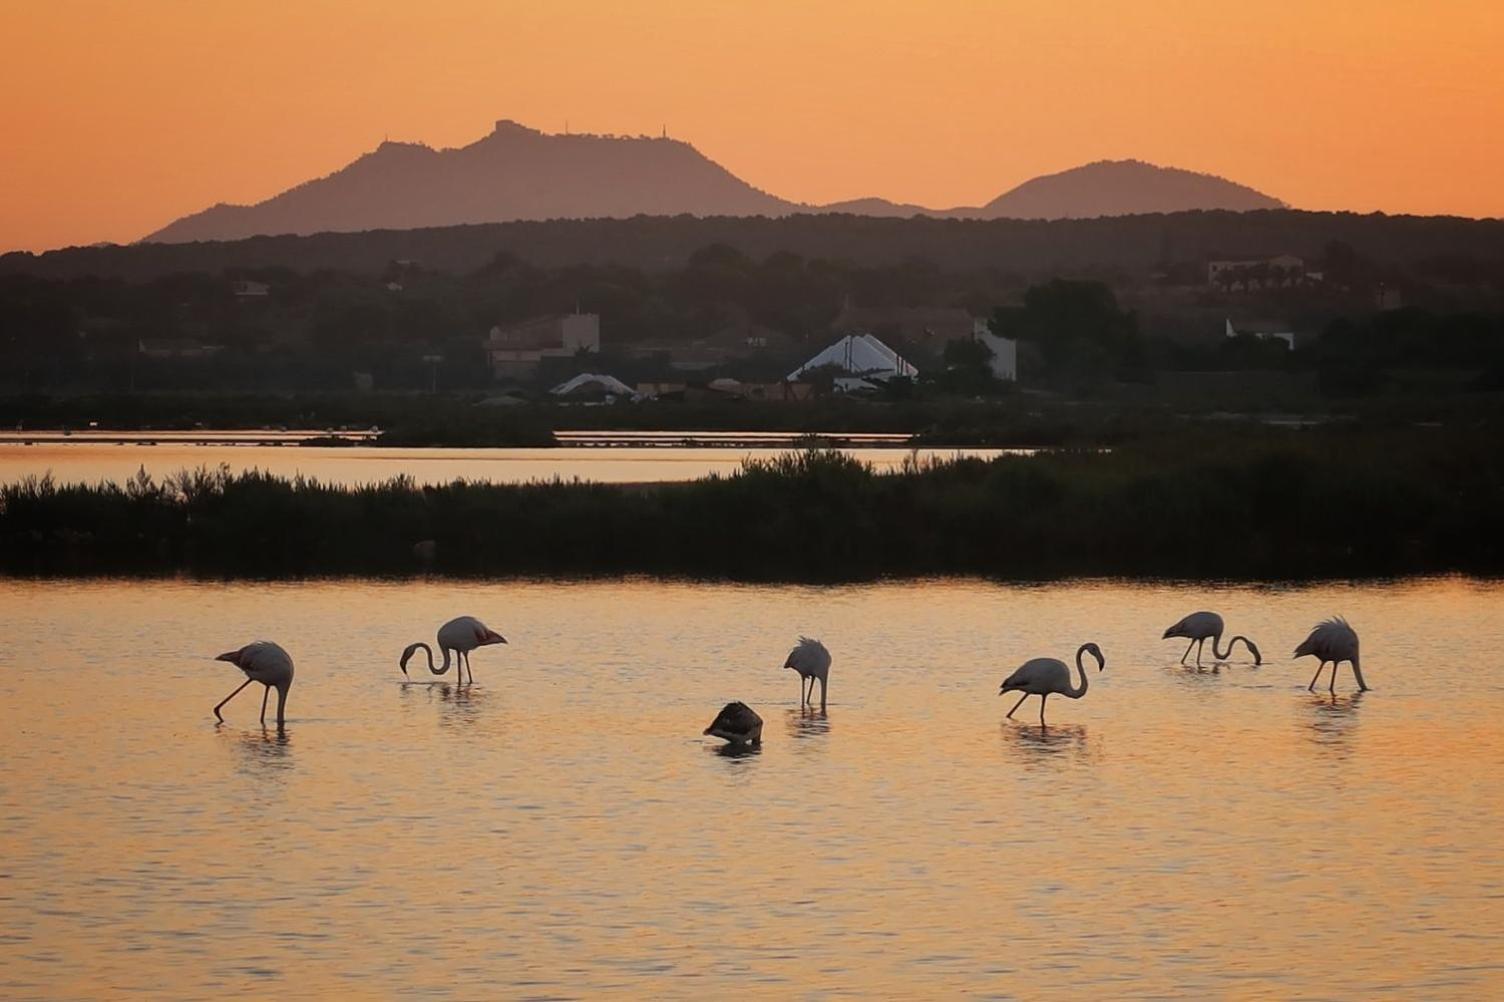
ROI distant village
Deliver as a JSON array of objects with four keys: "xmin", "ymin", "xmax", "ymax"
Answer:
[{"xmin": 6, "ymin": 229, "xmax": 1495, "ymax": 402}]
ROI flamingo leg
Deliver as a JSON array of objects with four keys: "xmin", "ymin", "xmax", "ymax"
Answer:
[
  {"xmin": 1196, "ymin": 638, "xmax": 1206, "ymax": 667},
  {"xmin": 1039, "ymin": 693, "xmax": 1048, "ymax": 726},
  {"xmin": 213, "ymin": 678, "xmax": 253, "ymax": 721},
  {"xmin": 1006, "ymin": 693, "xmax": 1029, "ymax": 719},
  {"xmin": 1308, "ymin": 661, "xmax": 1326, "ymax": 691},
  {"xmin": 260, "ymin": 684, "xmax": 270, "ymax": 723},
  {"xmin": 1330, "ymin": 662, "xmax": 1338, "ymax": 695},
  {"xmin": 1180, "ymin": 639, "xmax": 1195, "ymax": 665}
]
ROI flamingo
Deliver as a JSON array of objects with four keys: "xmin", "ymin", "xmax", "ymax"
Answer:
[
  {"xmin": 1161, "ymin": 611, "xmax": 1262, "ymax": 667},
  {"xmin": 784, "ymin": 637, "xmax": 831, "ymax": 711},
  {"xmin": 999, "ymin": 642, "xmax": 1106, "ymax": 726},
  {"xmin": 213, "ymin": 641, "xmax": 294, "ymax": 726},
  {"xmin": 400, "ymin": 615, "xmax": 506, "ymax": 685},
  {"xmin": 1294, "ymin": 617, "xmax": 1368, "ymax": 693},
  {"xmin": 704, "ymin": 701, "xmax": 763, "ymax": 746}
]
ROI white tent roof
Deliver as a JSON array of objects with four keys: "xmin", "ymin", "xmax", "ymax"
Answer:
[
  {"xmin": 549, "ymin": 373, "xmax": 635, "ymax": 397},
  {"xmin": 788, "ymin": 333, "xmax": 918, "ymax": 381}
]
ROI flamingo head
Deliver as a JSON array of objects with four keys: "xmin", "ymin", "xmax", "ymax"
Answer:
[
  {"xmin": 483, "ymin": 629, "xmax": 507, "ymax": 646},
  {"xmin": 1083, "ymin": 643, "xmax": 1106, "ymax": 670},
  {"xmin": 215, "ymin": 649, "xmax": 243, "ymax": 667}
]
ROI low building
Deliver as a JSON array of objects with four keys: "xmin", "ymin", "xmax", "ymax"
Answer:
[
  {"xmin": 635, "ymin": 379, "xmax": 814, "ymax": 403},
  {"xmin": 1225, "ymin": 318, "xmax": 1296, "ymax": 349},
  {"xmin": 137, "ymin": 338, "xmax": 224, "ymax": 360},
  {"xmin": 231, "ymin": 280, "xmax": 270, "ymax": 298},
  {"xmin": 487, "ymin": 313, "xmax": 600, "ymax": 377},
  {"xmin": 788, "ymin": 333, "xmax": 918, "ymax": 384},
  {"xmin": 1208, "ymin": 254, "xmax": 1308, "ymax": 290}
]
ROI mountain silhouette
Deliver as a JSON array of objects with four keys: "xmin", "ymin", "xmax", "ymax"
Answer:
[
  {"xmin": 976, "ymin": 159, "xmax": 1284, "ymax": 219},
  {"xmin": 144, "ymin": 121, "xmax": 1283, "ymax": 242}
]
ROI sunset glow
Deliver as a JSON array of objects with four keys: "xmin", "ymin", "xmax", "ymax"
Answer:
[{"xmin": 2, "ymin": 0, "xmax": 1501, "ymax": 251}]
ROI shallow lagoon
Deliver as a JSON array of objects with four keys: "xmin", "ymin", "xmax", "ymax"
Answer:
[
  {"xmin": 2, "ymin": 577, "xmax": 1502, "ymax": 998},
  {"xmin": 0, "ymin": 442, "xmax": 1009, "ymax": 488}
]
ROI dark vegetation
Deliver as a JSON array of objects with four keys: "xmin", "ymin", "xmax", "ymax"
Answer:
[
  {"xmin": 7, "ymin": 210, "xmax": 1503, "ymax": 280},
  {"xmin": 5, "ymin": 427, "xmax": 1502, "ymax": 581}
]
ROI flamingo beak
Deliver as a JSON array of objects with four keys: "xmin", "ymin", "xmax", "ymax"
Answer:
[
  {"xmin": 1160, "ymin": 627, "xmax": 1174, "ymax": 639},
  {"xmin": 491, "ymin": 632, "xmax": 507, "ymax": 645},
  {"xmin": 214, "ymin": 651, "xmax": 238, "ymax": 663}
]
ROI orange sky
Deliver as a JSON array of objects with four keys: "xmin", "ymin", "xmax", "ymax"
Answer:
[{"xmin": 2, "ymin": 1, "xmax": 1502, "ymax": 252}]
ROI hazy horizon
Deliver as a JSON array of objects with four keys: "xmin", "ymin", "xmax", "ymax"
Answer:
[{"xmin": 3, "ymin": 2, "xmax": 1502, "ymax": 252}]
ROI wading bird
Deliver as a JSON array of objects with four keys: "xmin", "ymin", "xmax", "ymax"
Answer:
[
  {"xmin": 1294, "ymin": 617, "xmax": 1368, "ymax": 693},
  {"xmin": 784, "ymin": 637, "xmax": 831, "ymax": 711},
  {"xmin": 999, "ymin": 642, "xmax": 1106, "ymax": 726},
  {"xmin": 703, "ymin": 701, "xmax": 763, "ymax": 746},
  {"xmin": 400, "ymin": 616, "xmax": 507, "ymax": 685},
  {"xmin": 213, "ymin": 641, "xmax": 294, "ymax": 726},
  {"xmin": 1162, "ymin": 611, "xmax": 1262, "ymax": 667}
]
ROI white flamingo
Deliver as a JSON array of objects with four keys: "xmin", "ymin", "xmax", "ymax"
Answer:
[
  {"xmin": 400, "ymin": 616, "xmax": 507, "ymax": 685},
  {"xmin": 1294, "ymin": 617, "xmax": 1368, "ymax": 693},
  {"xmin": 784, "ymin": 637, "xmax": 831, "ymax": 711},
  {"xmin": 1161, "ymin": 611, "xmax": 1262, "ymax": 667},
  {"xmin": 213, "ymin": 641, "xmax": 294, "ymax": 726},
  {"xmin": 999, "ymin": 642, "xmax": 1106, "ymax": 726}
]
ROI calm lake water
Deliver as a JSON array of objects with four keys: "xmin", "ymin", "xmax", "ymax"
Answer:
[
  {"xmin": 2, "ymin": 576, "xmax": 1502, "ymax": 998},
  {"xmin": 0, "ymin": 443, "xmax": 1008, "ymax": 487}
]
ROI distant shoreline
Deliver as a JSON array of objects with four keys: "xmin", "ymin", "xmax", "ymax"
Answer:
[{"xmin": 4, "ymin": 427, "xmax": 1500, "ymax": 581}]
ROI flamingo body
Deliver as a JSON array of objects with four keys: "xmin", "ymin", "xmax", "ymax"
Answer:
[
  {"xmin": 401, "ymin": 615, "xmax": 506, "ymax": 684},
  {"xmin": 784, "ymin": 637, "xmax": 831, "ymax": 710},
  {"xmin": 703, "ymin": 701, "xmax": 763, "ymax": 746},
  {"xmin": 1162, "ymin": 610, "xmax": 1262, "ymax": 666},
  {"xmin": 999, "ymin": 642, "xmax": 1105, "ymax": 725},
  {"xmin": 214, "ymin": 641, "xmax": 294, "ymax": 725},
  {"xmin": 1294, "ymin": 617, "xmax": 1367, "ymax": 693}
]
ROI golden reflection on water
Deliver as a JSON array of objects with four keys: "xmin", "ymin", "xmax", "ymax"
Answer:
[
  {"xmin": 1, "ymin": 576, "xmax": 1503, "ymax": 997},
  {"xmin": 0, "ymin": 443, "xmax": 1004, "ymax": 488}
]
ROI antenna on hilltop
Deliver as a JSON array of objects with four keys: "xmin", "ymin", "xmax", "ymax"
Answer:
[
  {"xmin": 662, "ymin": 124, "xmax": 667, "ymax": 139},
  {"xmin": 565, "ymin": 119, "xmax": 569, "ymax": 135}
]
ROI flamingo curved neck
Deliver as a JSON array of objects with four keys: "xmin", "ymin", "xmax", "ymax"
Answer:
[
  {"xmin": 1213, "ymin": 634, "xmax": 1254, "ymax": 661},
  {"xmin": 413, "ymin": 642, "xmax": 453, "ymax": 675},
  {"xmin": 1068, "ymin": 646, "xmax": 1092, "ymax": 699}
]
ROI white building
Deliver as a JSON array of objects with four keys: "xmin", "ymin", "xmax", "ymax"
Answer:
[
  {"xmin": 788, "ymin": 333, "xmax": 918, "ymax": 386},
  {"xmin": 549, "ymin": 372, "xmax": 635, "ymax": 400},
  {"xmin": 970, "ymin": 319, "xmax": 1018, "ymax": 382},
  {"xmin": 487, "ymin": 313, "xmax": 600, "ymax": 377}
]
